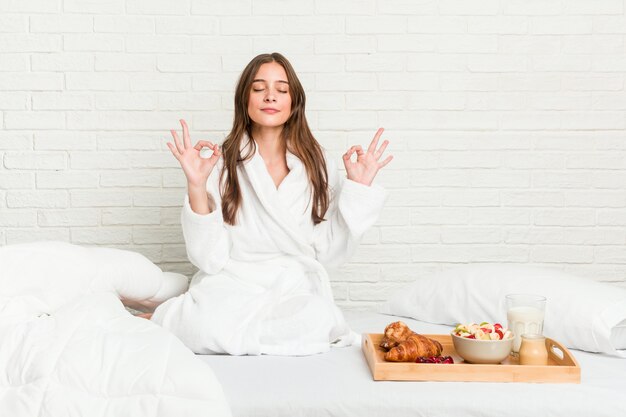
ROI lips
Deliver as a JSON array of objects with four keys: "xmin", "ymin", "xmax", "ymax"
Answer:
[{"xmin": 261, "ymin": 108, "xmax": 279, "ymax": 114}]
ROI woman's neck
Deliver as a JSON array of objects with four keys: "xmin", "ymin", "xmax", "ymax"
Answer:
[{"xmin": 252, "ymin": 125, "xmax": 286, "ymax": 163}]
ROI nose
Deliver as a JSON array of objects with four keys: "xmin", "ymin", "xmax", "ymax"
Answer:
[{"xmin": 263, "ymin": 91, "xmax": 276, "ymax": 103}]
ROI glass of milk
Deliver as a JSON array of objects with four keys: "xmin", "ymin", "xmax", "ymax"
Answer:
[{"xmin": 505, "ymin": 294, "xmax": 546, "ymax": 355}]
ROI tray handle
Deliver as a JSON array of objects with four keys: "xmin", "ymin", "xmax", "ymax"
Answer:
[{"xmin": 546, "ymin": 338, "xmax": 576, "ymax": 366}]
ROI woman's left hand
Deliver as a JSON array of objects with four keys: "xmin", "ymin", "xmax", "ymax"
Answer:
[{"xmin": 343, "ymin": 128, "xmax": 393, "ymax": 186}]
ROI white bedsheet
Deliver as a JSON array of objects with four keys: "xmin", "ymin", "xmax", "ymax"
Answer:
[{"xmin": 199, "ymin": 311, "xmax": 626, "ymax": 417}]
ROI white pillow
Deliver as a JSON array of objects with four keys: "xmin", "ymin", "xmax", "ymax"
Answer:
[
  {"xmin": 381, "ymin": 264, "xmax": 626, "ymax": 357},
  {"xmin": 0, "ymin": 241, "xmax": 189, "ymax": 314}
]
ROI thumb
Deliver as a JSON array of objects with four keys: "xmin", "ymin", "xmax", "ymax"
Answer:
[
  {"xmin": 208, "ymin": 145, "xmax": 221, "ymax": 164},
  {"xmin": 342, "ymin": 158, "xmax": 353, "ymax": 174}
]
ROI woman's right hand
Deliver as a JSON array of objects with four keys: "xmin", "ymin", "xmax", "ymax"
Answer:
[{"xmin": 167, "ymin": 119, "xmax": 222, "ymax": 188}]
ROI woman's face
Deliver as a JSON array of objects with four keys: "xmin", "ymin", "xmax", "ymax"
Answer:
[{"xmin": 247, "ymin": 62, "xmax": 292, "ymax": 129}]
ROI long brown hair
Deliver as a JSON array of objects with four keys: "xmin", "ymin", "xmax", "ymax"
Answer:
[{"xmin": 220, "ymin": 52, "xmax": 329, "ymax": 225}]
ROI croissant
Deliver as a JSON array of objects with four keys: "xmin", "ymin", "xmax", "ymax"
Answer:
[
  {"xmin": 380, "ymin": 321, "xmax": 414, "ymax": 350},
  {"xmin": 384, "ymin": 333, "xmax": 443, "ymax": 362}
]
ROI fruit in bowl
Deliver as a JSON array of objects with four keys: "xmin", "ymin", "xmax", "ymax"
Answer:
[
  {"xmin": 453, "ymin": 322, "xmax": 512, "ymax": 341},
  {"xmin": 451, "ymin": 322, "xmax": 514, "ymax": 364}
]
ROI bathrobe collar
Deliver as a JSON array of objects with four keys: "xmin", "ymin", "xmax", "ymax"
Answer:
[{"xmin": 241, "ymin": 135, "xmax": 316, "ymax": 259}]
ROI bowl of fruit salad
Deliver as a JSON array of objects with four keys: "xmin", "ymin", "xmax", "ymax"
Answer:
[{"xmin": 451, "ymin": 322, "xmax": 514, "ymax": 364}]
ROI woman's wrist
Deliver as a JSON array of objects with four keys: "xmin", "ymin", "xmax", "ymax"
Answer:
[
  {"xmin": 187, "ymin": 183, "xmax": 213, "ymax": 214},
  {"xmin": 187, "ymin": 182, "xmax": 207, "ymax": 195},
  {"xmin": 347, "ymin": 176, "xmax": 372, "ymax": 187}
]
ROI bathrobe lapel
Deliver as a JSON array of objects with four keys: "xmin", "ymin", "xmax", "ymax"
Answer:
[
  {"xmin": 242, "ymin": 145, "xmax": 315, "ymax": 258},
  {"xmin": 240, "ymin": 143, "xmax": 335, "ymax": 300}
]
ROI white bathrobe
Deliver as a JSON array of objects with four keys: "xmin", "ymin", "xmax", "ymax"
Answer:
[{"xmin": 152, "ymin": 141, "xmax": 386, "ymax": 356}]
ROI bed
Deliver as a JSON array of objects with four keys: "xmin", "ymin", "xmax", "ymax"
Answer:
[
  {"xmin": 3, "ymin": 242, "xmax": 625, "ymax": 416},
  {"xmin": 201, "ymin": 310, "xmax": 626, "ymax": 417}
]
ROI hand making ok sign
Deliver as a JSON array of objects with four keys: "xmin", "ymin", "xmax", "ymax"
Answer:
[
  {"xmin": 342, "ymin": 128, "xmax": 393, "ymax": 186},
  {"xmin": 166, "ymin": 119, "xmax": 222, "ymax": 189}
]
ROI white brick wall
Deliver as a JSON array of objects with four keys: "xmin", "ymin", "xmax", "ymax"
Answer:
[{"xmin": 2, "ymin": 1, "xmax": 626, "ymax": 310}]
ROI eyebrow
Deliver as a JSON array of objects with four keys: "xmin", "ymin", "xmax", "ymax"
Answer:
[{"xmin": 252, "ymin": 79, "xmax": 289, "ymax": 84}]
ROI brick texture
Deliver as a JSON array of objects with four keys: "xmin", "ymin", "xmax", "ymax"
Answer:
[{"xmin": 2, "ymin": 1, "xmax": 626, "ymax": 308}]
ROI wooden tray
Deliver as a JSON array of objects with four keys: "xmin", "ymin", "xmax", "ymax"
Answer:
[{"xmin": 362, "ymin": 333, "xmax": 580, "ymax": 383}]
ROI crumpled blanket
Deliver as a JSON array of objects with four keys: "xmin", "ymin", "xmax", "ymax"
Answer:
[{"xmin": 0, "ymin": 241, "xmax": 232, "ymax": 417}]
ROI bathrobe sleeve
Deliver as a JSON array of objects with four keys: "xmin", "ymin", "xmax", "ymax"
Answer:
[
  {"xmin": 180, "ymin": 165, "xmax": 231, "ymax": 274},
  {"xmin": 312, "ymin": 159, "xmax": 387, "ymax": 269}
]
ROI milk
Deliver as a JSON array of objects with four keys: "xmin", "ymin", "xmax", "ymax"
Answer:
[{"xmin": 507, "ymin": 306, "xmax": 545, "ymax": 353}]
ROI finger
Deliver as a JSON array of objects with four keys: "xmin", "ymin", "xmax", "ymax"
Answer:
[
  {"xmin": 379, "ymin": 155, "xmax": 393, "ymax": 168},
  {"xmin": 343, "ymin": 146, "xmax": 356, "ymax": 161},
  {"xmin": 166, "ymin": 142, "xmax": 181, "ymax": 161},
  {"xmin": 180, "ymin": 119, "xmax": 192, "ymax": 149},
  {"xmin": 208, "ymin": 144, "xmax": 222, "ymax": 164},
  {"xmin": 343, "ymin": 148, "xmax": 355, "ymax": 171},
  {"xmin": 375, "ymin": 140, "xmax": 389, "ymax": 159},
  {"xmin": 170, "ymin": 129, "xmax": 184, "ymax": 154},
  {"xmin": 193, "ymin": 140, "xmax": 215, "ymax": 151},
  {"xmin": 368, "ymin": 127, "xmax": 384, "ymax": 153},
  {"xmin": 355, "ymin": 145, "xmax": 365, "ymax": 157}
]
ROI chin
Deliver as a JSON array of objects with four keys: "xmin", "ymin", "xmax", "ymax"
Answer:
[{"xmin": 251, "ymin": 116, "xmax": 289, "ymax": 128}]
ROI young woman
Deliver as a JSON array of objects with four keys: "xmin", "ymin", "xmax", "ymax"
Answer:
[{"xmin": 150, "ymin": 52, "xmax": 393, "ymax": 356}]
